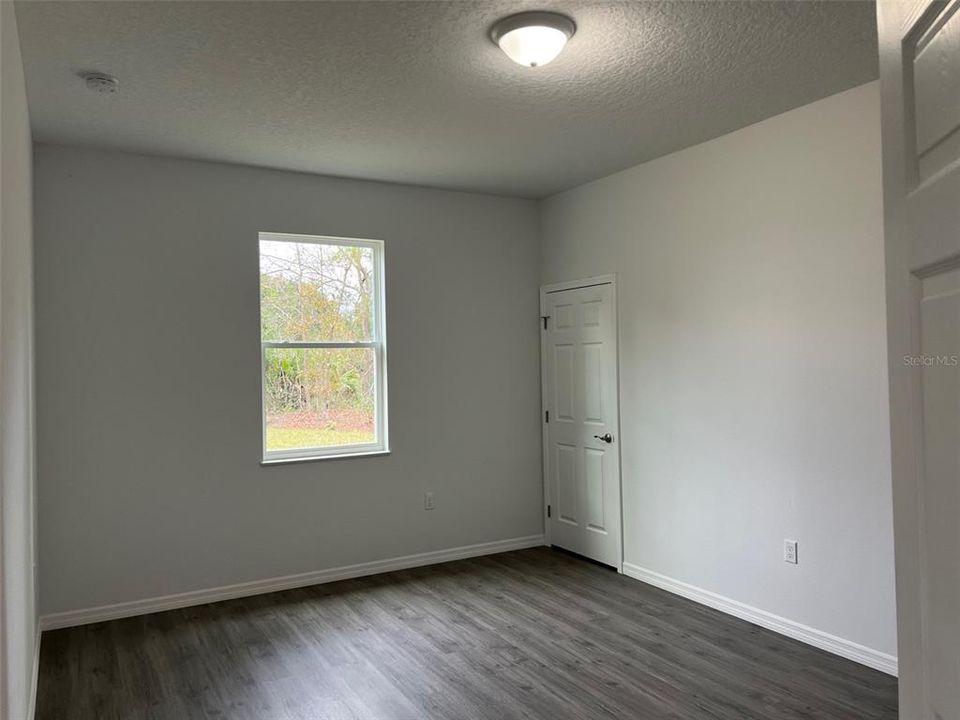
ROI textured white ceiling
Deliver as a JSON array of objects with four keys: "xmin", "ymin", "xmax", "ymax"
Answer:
[{"xmin": 15, "ymin": 1, "xmax": 878, "ymax": 198}]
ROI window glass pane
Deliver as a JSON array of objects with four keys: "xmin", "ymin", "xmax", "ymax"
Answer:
[
  {"xmin": 263, "ymin": 347, "xmax": 376, "ymax": 452},
  {"xmin": 260, "ymin": 240, "xmax": 375, "ymax": 342}
]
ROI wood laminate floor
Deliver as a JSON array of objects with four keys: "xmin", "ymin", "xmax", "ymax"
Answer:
[{"xmin": 36, "ymin": 547, "xmax": 897, "ymax": 720}]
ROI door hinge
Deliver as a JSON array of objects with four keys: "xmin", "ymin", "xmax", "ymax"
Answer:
[
  {"xmin": 545, "ymin": 410, "xmax": 549, "ymax": 423},
  {"xmin": 541, "ymin": 315, "xmax": 550, "ymax": 330},
  {"xmin": 547, "ymin": 504, "xmax": 551, "ymax": 518}
]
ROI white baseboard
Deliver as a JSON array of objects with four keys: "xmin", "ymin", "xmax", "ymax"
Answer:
[
  {"xmin": 622, "ymin": 562, "xmax": 898, "ymax": 677},
  {"xmin": 29, "ymin": 624, "xmax": 41, "ymax": 719},
  {"xmin": 40, "ymin": 534, "xmax": 545, "ymax": 631}
]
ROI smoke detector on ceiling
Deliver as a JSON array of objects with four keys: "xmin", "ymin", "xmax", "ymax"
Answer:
[{"xmin": 81, "ymin": 72, "xmax": 119, "ymax": 94}]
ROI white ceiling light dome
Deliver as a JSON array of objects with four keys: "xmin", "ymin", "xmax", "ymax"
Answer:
[{"xmin": 490, "ymin": 11, "xmax": 576, "ymax": 68}]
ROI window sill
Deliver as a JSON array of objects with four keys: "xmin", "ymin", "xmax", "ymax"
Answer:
[{"xmin": 260, "ymin": 449, "xmax": 391, "ymax": 466}]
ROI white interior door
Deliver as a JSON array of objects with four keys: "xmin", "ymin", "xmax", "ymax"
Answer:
[
  {"xmin": 541, "ymin": 278, "xmax": 622, "ymax": 568},
  {"xmin": 877, "ymin": 1, "xmax": 960, "ymax": 718}
]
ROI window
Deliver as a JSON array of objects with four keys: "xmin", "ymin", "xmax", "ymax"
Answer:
[{"xmin": 259, "ymin": 232, "xmax": 387, "ymax": 462}]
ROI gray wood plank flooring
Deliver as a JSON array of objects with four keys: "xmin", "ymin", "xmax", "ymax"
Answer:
[{"xmin": 35, "ymin": 547, "xmax": 898, "ymax": 719}]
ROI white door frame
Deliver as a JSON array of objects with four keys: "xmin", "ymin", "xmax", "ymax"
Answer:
[{"xmin": 539, "ymin": 273, "xmax": 624, "ymax": 571}]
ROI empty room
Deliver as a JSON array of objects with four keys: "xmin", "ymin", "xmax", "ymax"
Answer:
[{"xmin": 1, "ymin": 0, "xmax": 958, "ymax": 718}]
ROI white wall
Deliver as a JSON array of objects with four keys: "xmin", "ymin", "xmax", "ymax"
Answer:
[
  {"xmin": 1, "ymin": 3, "xmax": 38, "ymax": 718},
  {"xmin": 540, "ymin": 82, "xmax": 897, "ymax": 659},
  {"xmin": 34, "ymin": 145, "xmax": 543, "ymax": 616}
]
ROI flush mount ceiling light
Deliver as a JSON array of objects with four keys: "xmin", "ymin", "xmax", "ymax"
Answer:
[{"xmin": 490, "ymin": 11, "xmax": 576, "ymax": 68}]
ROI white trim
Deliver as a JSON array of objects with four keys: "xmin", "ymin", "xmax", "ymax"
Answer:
[
  {"xmin": 622, "ymin": 562, "xmax": 898, "ymax": 676},
  {"xmin": 540, "ymin": 273, "xmax": 616, "ymax": 295},
  {"xmin": 263, "ymin": 341, "xmax": 378, "ymax": 350},
  {"xmin": 260, "ymin": 449, "xmax": 390, "ymax": 465},
  {"xmin": 263, "ymin": 440, "xmax": 385, "ymax": 463},
  {"xmin": 40, "ymin": 535, "xmax": 545, "ymax": 631},
  {"xmin": 258, "ymin": 231, "xmax": 384, "ymax": 251},
  {"xmin": 539, "ymin": 287, "xmax": 551, "ymax": 546},
  {"xmin": 28, "ymin": 624, "xmax": 40, "ymax": 720}
]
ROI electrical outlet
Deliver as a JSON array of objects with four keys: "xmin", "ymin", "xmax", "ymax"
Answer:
[
  {"xmin": 424, "ymin": 492, "xmax": 435, "ymax": 511},
  {"xmin": 784, "ymin": 539, "xmax": 798, "ymax": 564}
]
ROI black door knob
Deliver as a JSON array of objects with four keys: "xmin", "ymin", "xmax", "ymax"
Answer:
[{"xmin": 593, "ymin": 433, "xmax": 613, "ymax": 444}]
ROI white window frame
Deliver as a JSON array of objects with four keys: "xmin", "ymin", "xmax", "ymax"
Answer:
[{"xmin": 259, "ymin": 231, "xmax": 388, "ymax": 463}]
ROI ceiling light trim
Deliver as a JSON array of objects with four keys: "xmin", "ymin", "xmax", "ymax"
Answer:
[{"xmin": 490, "ymin": 11, "xmax": 576, "ymax": 45}]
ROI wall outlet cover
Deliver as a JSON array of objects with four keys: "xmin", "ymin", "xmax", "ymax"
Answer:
[{"xmin": 784, "ymin": 539, "xmax": 798, "ymax": 564}]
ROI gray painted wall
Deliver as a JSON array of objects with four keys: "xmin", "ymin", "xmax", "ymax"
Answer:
[
  {"xmin": 539, "ymin": 82, "xmax": 896, "ymax": 657},
  {"xmin": 1, "ymin": 3, "xmax": 38, "ymax": 718},
  {"xmin": 34, "ymin": 145, "xmax": 543, "ymax": 615}
]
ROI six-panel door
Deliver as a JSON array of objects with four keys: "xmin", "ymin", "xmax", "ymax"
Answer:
[
  {"xmin": 878, "ymin": 0, "xmax": 960, "ymax": 716},
  {"xmin": 543, "ymin": 282, "xmax": 622, "ymax": 568}
]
